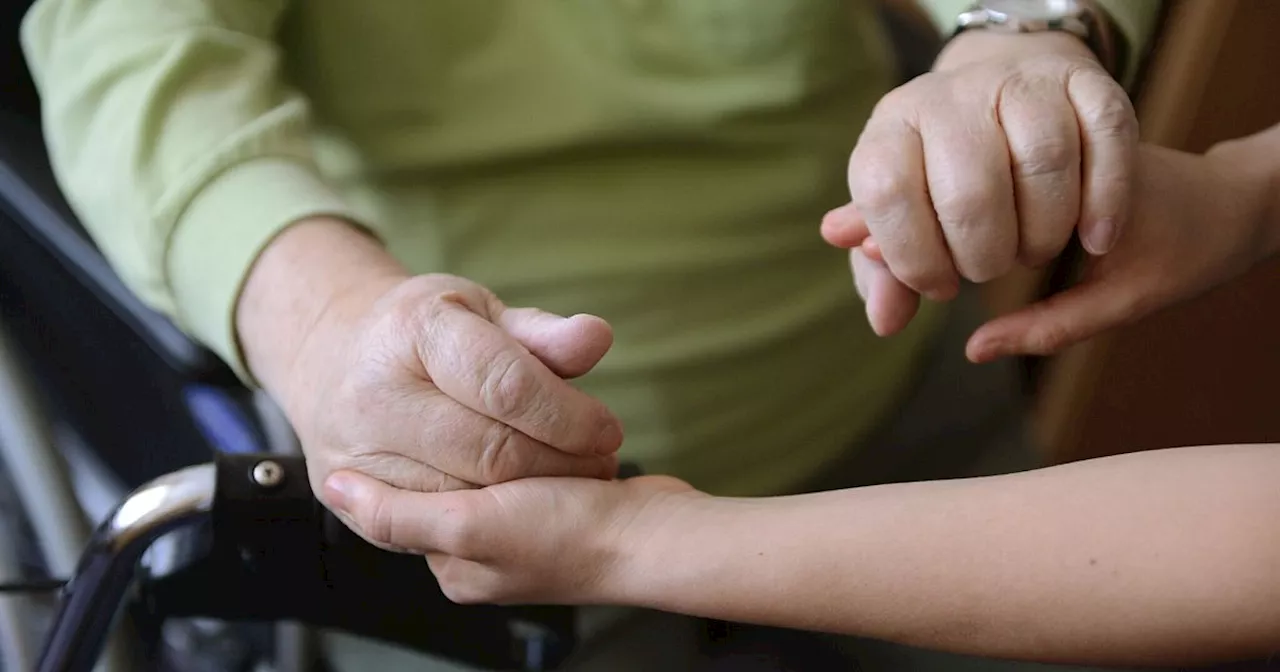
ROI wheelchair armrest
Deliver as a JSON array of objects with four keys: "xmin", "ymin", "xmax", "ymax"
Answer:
[
  {"xmin": 0, "ymin": 112, "xmax": 233, "ymax": 383},
  {"xmin": 39, "ymin": 454, "xmax": 582, "ymax": 672}
]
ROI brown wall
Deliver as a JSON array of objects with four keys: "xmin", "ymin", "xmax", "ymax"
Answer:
[{"xmin": 1038, "ymin": 0, "xmax": 1280, "ymax": 462}]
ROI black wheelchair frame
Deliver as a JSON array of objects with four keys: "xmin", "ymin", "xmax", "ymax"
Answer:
[{"xmin": 35, "ymin": 453, "xmax": 579, "ymax": 672}]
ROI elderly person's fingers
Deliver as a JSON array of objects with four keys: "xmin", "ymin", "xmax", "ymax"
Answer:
[
  {"xmin": 1067, "ymin": 68, "xmax": 1139, "ymax": 256},
  {"xmin": 848, "ymin": 115, "xmax": 961, "ymax": 301},
  {"xmin": 851, "ymin": 247, "xmax": 920, "ymax": 337}
]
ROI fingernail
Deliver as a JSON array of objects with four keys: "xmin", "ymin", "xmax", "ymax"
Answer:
[
  {"xmin": 324, "ymin": 473, "xmax": 357, "ymax": 513},
  {"xmin": 596, "ymin": 420, "xmax": 624, "ymax": 454},
  {"xmin": 1083, "ymin": 218, "xmax": 1117, "ymax": 255}
]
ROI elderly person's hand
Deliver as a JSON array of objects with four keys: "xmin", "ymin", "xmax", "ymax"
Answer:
[
  {"xmin": 237, "ymin": 218, "xmax": 622, "ymax": 552},
  {"xmin": 832, "ymin": 128, "xmax": 1280, "ymax": 363},
  {"xmin": 827, "ymin": 30, "xmax": 1138, "ymax": 336}
]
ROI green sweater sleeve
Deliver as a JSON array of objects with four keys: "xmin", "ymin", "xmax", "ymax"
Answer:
[
  {"xmin": 918, "ymin": 0, "xmax": 1164, "ymax": 87},
  {"xmin": 20, "ymin": 0, "xmax": 361, "ymax": 380}
]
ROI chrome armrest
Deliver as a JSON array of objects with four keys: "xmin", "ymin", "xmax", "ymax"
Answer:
[{"xmin": 37, "ymin": 464, "xmax": 217, "ymax": 672}]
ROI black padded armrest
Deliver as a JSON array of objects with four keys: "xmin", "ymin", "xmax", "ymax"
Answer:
[{"xmin": 0, "ymin": 112, "xmax": 233, "ymax": 383}]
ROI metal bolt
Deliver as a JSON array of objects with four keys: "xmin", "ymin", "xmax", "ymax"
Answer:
[{"xmin": 251, "ymin": 460, "xmax": 284, "ymax": 488}]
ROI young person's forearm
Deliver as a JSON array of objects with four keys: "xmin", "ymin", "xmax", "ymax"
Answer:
[
  {"xmin": 1256, "ymin": 126, "xmax": 1280, "ymax": 255},
  {"xmin": 612, "ymin": 444, "xmax": 1280, "ymax": 667},
  {"xmin": 236, "ymin": 217, "xmax": 408, "ymax": 402}
]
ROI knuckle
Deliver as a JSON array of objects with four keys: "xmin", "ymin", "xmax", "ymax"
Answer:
[
  {"xmin": 871, "ymin": 81, "xmax": 918, "ymax": 116},
  {"xmin": 1091, "ymin": 99, "xmax": 1138, "ymax": 140},
  {"xmin": 480, "ymin": 353, "xmax": 537, "ymax": 420},
  {"xmin": 1074, "ymin": 74, "xmax": 1137, "ymax": 140},
  {"xmin": 477, "ymin": 422, "xmax": 525, "ymax": 484},
  {"xmin": 848, "ymin": 169, "xmax": 905, "ymax": 216},
  {"xmin": 359, "ymin": 493, "xmax": 398, "ymax": 549},
  {"xmin": 1014, "ymin": 138, "xmax": 1077, "ymax": 179},
  {"xmin": 933, "ymin": 189, "xmax": 990, "ymax": 229},
  {"xmin": 379, "ymin": 286, "xmax": 431, "ymax": 332}
]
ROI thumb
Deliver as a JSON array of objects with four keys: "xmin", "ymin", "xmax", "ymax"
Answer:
[
  {"xmin": 325, "ymin": 470, "xmax": 494, "ymax": 556},
  {"xmin": 821, "ymin": 203, "xmax": 871, "ymax": 249},
  {"xmin": 497, "ymin": 308, "xmax": 614, "ymax": 378},
  {"xmin": 965, "ymin": 278, "xmax": 1144, "ymax": 363},
  {"xmin": 851, "ymin": 247, "xmax": 919, "ymax": 337}
]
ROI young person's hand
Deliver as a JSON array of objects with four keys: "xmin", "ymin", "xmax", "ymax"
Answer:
[
  {"xmin": 323, "ymin": 470, "xmax": 702, "ymax": 605},
  {"xmin": 965, "ymin": 138, "xmax": 1276, "ymax": 361},
  {"xmin": 825, "ymin": 133, "xmax": 1279, "ymax": 362}
]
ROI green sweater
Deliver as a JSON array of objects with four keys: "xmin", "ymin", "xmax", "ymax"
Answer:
[{"xmin": 21, "ymin": 0, "xmax": 1158, "ymax": 496}]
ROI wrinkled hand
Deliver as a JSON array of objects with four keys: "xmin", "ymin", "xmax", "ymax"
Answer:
[
  {"xmin": 323, "ymin": 470, "xmax": 699, "ymax": 605},
  {"xmin": 284, "ymin": 273, "xmax": 624, "ymax": 550},
  {"xmin": 833, "ymin": 142, "xmax": 1273, "ymax": 362},
  {"xmin": 831, "ymin": 32, "xmax": 1138, "ymax": 336}
]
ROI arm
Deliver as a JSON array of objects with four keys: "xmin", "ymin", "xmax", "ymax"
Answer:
[
  {"xmin": 658, "ymin": 130, "xmax": 1280, "ymax": 661},
  {"xmin": 22, "ymin": 0, "xmax": 622, "ymax": 547},
  {"xmin": 615, "ymin": 444, "xmax": 1280, "ymax": 667},
  {"xmin": 324, "ymin": 127, "xmax": 1280, "ymax": 660},
  {"xmin": 20, "ymin": 0, "xmax": 364, "ymax": 380},
  {"xmin": 1211, "ymin": 122, "xmax": 1280, "ymax": 256},
  {"xmin": 326, "ymin": 443, "xmax": 1280, "ymax": 668}
]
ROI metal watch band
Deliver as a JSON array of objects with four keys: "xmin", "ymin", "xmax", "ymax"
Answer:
[{"xmin": 953, "ymin": 1, "xmax": 1123, "ymax": 79}]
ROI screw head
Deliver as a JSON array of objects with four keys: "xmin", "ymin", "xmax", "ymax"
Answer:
[{"xmin": 251, "ymin": 460, "xmax": 285, "ymax": 488}]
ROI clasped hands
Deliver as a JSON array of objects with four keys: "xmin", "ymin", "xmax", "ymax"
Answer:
[{"xmin": 275, "ymin": 32, "xmax": 1271, "ymax": 605}]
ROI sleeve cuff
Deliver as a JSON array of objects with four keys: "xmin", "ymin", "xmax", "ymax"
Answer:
[{"xmin": 165, "ymin": 158, "xmax": 361, "ymax": 384}]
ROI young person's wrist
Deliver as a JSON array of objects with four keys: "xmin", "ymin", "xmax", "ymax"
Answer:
[
  {"xmin": 1258, "ymin": 135, "xmax": 1280, "ymax": 259},
  {"xmin": 1204, "ymin": 129, "xmax": 1280, "ymax": 264},
  {"xmin": 598, "ymin": 491, "xmax": 741, "ymax": 610}
]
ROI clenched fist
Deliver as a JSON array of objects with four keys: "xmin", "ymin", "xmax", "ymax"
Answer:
[
  {"xmin": 238, "ymin": 218, "xmax": 622, "ymax": 551},
  {"xmin": 830, "ymin": 31, "xmax": 1138, "ymax": 335}
]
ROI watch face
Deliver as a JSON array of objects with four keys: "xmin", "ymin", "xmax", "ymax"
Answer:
[{"xmin": 983, "ymin": 0, "xmax": 1084, "ymax": 21}]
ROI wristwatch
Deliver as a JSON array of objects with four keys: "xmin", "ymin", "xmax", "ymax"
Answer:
[{"xmin": 954, "ymin": 0, "xmax": 1125, "ymax": 79}]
